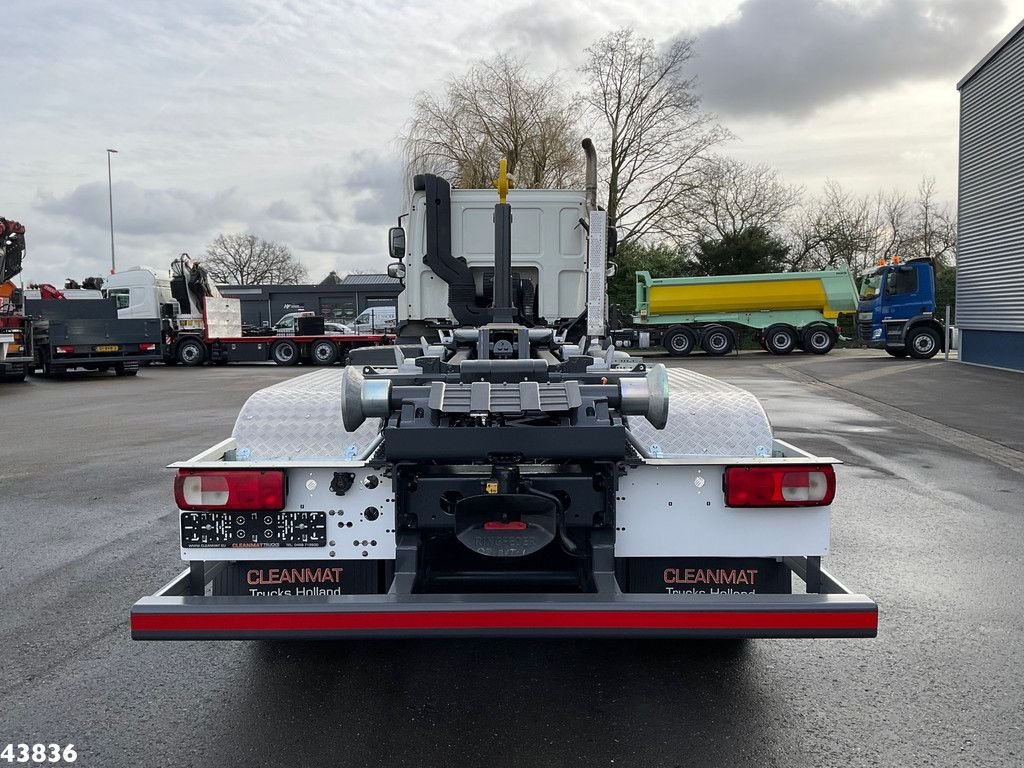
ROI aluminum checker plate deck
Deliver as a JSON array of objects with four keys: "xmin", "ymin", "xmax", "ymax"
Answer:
[{"xmin": 232, "ymin": 366, "xmax": 773, "ymax": 461}]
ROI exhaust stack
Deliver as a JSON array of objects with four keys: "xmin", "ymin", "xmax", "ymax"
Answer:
[{"xmin": 582, "ymin": 138, "xmax": 598, "ymax": 212}]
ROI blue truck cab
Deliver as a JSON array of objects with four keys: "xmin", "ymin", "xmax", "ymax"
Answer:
[{"xmin": 857, "ymin": 257, "xmax": 944, "ymax": 359}]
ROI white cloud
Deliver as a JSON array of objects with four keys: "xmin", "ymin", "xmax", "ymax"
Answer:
[
  {"xmin": 38, "ymin": 182, "xmax": 251, "ymax": 235},
  {"xmin": 3, "ymin": 0, "xmax": 1024, "ymax": 285}
]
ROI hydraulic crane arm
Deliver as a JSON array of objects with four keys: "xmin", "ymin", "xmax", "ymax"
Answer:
[{"xmin": 0, "ymin": 218, "xmax": 26, "ymax": 284}]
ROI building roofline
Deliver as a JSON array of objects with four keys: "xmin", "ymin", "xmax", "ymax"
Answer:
[{"xmin": 957, "ymin": 17, "xmax": 1024, "ymax": 90}]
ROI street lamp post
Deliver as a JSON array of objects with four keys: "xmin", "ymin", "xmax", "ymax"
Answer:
[{"xmin": 106, "ymin": 148, "xmax": 118, "ymax": 274}]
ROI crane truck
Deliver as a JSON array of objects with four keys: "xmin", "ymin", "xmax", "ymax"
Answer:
[
  {"xmin": 131, "ymin": 143, "xmax": 877, "ymax": 641},
  {"xmin": 105, "ymin": 256, "xmax": 390, "ymax": 366},
  {"xmin": 0, "ymin": 218, "xmax": 31, "ymax": 383},
  {"xmin": 2, "ymin": 218, "xmax": 162, "ymax": 378}
]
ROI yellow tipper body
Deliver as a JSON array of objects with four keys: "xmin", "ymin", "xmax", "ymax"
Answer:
[{"xmin": 637, "ymin": 269, "xmax": 859, "ymax": 323}]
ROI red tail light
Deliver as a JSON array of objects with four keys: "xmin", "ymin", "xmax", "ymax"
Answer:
[
  {"xmin": 724, "ymin": 465, "xmax": 836, "ymax": 508},
  {"xmin": 56, "ymin": 345, "xmax": 74, "ymax": 354},
  {"xmin": 139, "ymin": 342, "xmax": 156, "ymax": 351},
  {"xmin": 174, "ymin": 470, "xmax": 286, "ymax": 511}
]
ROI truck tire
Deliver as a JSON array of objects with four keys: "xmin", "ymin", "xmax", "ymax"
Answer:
[
  {"xmin": 271, "ymin": 339, "xmax": 299, "ymax": 366},
  {"xmin": 701, "ymin": 325, "xmax": 734, "ymax": 356},
  {"xmin": 885, "ymin": 347, "xmax": 908, "ymax": 358},
  {"xmin": 802, "ymin": 324, "xmax": 836, "ymax": 355},
  {"xmin": 906, "ymin": 326, "xmax": 940, "ymax": 359},
  {"xmin": 40, "ymin": 350, "xmax": 63, "ymax": 378},
  {"xmin": 311, "ymin": 339, "xmax": 338, "ymax": 366},
  {"xmin": 662, "ymin": 327, "xmax": 696, "ymax": 356},
  {"xmin": 764, "ymin": 325, "xmax": 798, "ymax": 355},
  {"xmin": 177, "ymin": 338, "xmax": 206, "ymax": 366},
  {"xmin": 114, "ymin": 362, "xmax": 139, "ymax": 377}
]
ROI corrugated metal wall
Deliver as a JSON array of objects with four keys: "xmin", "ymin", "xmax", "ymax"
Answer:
[{"xmin": 958, "ymin": 29, "xmax": 1024, "ymax": 333}]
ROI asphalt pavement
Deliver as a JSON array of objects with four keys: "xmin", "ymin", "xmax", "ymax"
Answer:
[{"xmin": 1, "ymin": 352, "xmax": 1022, "ymax": 767}]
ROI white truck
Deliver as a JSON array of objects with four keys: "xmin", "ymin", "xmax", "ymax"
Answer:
[
  {"xmin": 132, "ymin": 143, "xmax": 877, "ymax": 640},
  {"xmin": 106, "ymin": 258, "xmax": 389, "ymax": 366}
]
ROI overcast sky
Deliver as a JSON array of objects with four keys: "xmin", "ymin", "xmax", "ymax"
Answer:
[{"xmin": 3, "ymin": 0, "xmax": 1021, "ymax": 285}]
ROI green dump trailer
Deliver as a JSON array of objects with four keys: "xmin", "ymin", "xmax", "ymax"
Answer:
[{"xmin": 611, "ymin": 268, "xmax": 859, "ymax": 356}]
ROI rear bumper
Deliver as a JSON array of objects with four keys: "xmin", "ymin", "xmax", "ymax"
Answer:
[
  {"xmin": 0, "ymin": 356, "xmax": 32, "ymax": 369},
  {"xmin": 131, "ymin": 562, "xmax": 878, "ymax": 640},
  {"xmin": 55, "ymin": 352, "xmax": 160, "ymax": 366}
]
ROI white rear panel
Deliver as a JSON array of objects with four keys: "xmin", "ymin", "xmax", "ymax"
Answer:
[
  {"xmin": 402, "ymin": 188, "xmax": 587, "ymax": 325},
  {"xmin": 615, "ymin": 464, "xmax": 831, "ymax": 557},
  {"xmin": 179, "ymin": 465, "xmax": 395, "ymax": 562}
]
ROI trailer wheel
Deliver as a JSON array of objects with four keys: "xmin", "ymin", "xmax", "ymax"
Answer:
[
  {"xmin": 906, "ymin": 326, "xmax": 940, "ymax": 359},
  {"xmin": 764, "ymin": 325, "xmax": 798, "ymax": 355},
  {"xmin": 885, "ymin": 347, "xmax": 908, "ymax": 358},
  {"xmin": 802, "ymin": 324, "xmax": 836, "ymax": 355},
  {"xmin": 700, "ymin": 325, "xmax": 734, "ymax": 356},
  {"xmin": 177, "ymin": 338, "xmax": 206, "ymax": 366},
  {"xmin": 662, "ymin": 327, "xmax": 696, "ymax": 356},
  {"xmin": 311, "ymin": 339, "xmax": 338, "ymax": 366},
  {"xmin": 271, "ymin": 339, "xmax": 299, "ymax": 366}
]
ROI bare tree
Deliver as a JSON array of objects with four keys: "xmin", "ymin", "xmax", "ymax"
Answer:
[
  {"xmin": 405, "ymin": 56, "xmax": 582, "ymax": 189},
  {"xmin": 672, "ymin": 156, "xmax": 802, "ymax": 243},
  {"xmin": 204, "ymin": 234, "xmax": 307, "ymax": 285},
  {"xmin": 791, "ymin": 177, "xmax": 956, "ymax": 277},
  {"xmin": 789, "ymin": 182, "xmax": 881, "ymax": 275},
  {"xmin": 580, "ymin": 29, "xmax": 728, "ymax": 243},
  {"xmin": 908, "ymin": 176, "xmax": 956, "ymax": 264}
]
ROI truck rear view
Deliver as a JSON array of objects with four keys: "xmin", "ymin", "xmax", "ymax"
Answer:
[
  {"xmin": 25, "ymin": 297, "xmax": 161, "ymax": 376},
  {"xmin": 132, "ymin": 145, "xmax": 876, "ymax": 641}
]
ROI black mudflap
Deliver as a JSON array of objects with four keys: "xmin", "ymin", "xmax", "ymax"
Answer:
[
  {"xmin": 616, "ymin": 557, "xmax": 792, "ymax": 595},
  {"xmin": 213, "ymin": 560, "xmax": 384, "ymax": 597}
]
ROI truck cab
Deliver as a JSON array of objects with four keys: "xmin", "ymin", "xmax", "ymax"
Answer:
[
  {"xmin": 857, "ymin": 257, "xmax": 944, "ymax": 358},
  {"xmin": 387, "ymin": 175, "xmax": 590, "ymax": 339},
  {"xmin": 104, "ymin": 267, "xmax": 179, "ymax": 320}
]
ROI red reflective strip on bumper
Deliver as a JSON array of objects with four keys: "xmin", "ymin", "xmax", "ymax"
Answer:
[{"xmin": 132, "ymin": 609, "xmax": 877, "ymax": 634}]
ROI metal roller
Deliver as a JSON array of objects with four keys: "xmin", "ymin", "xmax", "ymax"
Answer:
[
  {"xmin": 617, "ymin": 363, "xmax": 669, "ymax": 429},
  {"xmin": 340, "ymin": 366, "xmax": 392, "ymax": 432}
]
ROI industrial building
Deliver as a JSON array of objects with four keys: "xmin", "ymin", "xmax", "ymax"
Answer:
[
  {"xmin": 956, "ymin": 20, "xmax": 1024, "ymax": 372},
  {"xmin": 219, "ymin": 273, "xmax": 401, "ymax": 328}
]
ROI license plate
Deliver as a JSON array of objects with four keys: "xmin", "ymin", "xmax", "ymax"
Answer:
[
  {"xmin": 95, "ymin": 344, "xmax": 120, "ymax": 352},
  {"xmin": 180, "ymin": 511, "xmax": 327, "ymax": 549}
]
